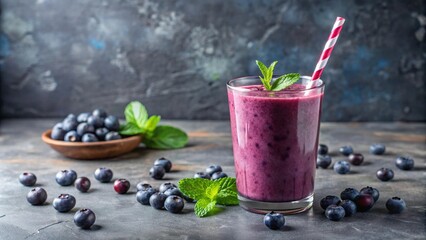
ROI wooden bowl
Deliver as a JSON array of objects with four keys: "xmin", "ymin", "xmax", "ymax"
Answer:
[{"xmin": 41, "ymin": 130, "xmax": 142, "ymax": 160}]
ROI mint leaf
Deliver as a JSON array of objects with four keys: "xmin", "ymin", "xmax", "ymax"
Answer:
[
  {"xmin": 124, "ymin": 101, "xmax": 148, "ymax": 128},
  {"xmin": 144, "ymin": 115, "xmax": 161, "ymax": 132},
  {"xmin": 216, "ymin": 189, "xmax": 239, "ymax": 205},
  {"xmin": 205, "ymin": 181, "xmax": 221, "ymax": 200},
  {"xmin": 143, "ymin": 125, "xmax": 188, "ymax": 149},
  {"xmin": 119, "ymin": 122, "xmax": 144, "ymax": 135},
  {"xmin": 178, "ymin": 178, "xmax": 212, "ymax": 200},
  {"xmin": 267, "ymin": 61, "xmax": 278, "ymax": 81},
  {"xmin": 270, "ymin": 73, "xmax": 300, "ymax": 91},
  {"xmin": 194, "ymin": 198, "xmax": 216, "ymax": 217}
]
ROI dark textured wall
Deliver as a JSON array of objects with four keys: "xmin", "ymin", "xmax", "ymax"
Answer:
[{"xmin": 0, "ymin": 0, "xmax": 425, "ymax": 121}]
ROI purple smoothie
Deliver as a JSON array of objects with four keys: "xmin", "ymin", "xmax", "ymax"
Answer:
[{"xmin": 228, "ymin": 81, "xmax": 323, "ymax": 202}]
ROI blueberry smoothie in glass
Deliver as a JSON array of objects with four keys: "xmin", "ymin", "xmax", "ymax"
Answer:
[{"xmin": 227, "ymin": 61, "xmax": 324, "ymax": 214}]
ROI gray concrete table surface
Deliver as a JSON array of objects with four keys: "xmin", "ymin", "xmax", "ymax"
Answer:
[{"xmin": 0, "ymin": 119, "xmax": 425, "ymax": 240}]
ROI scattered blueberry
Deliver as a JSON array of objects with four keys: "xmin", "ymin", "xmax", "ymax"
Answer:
[
  {"xmin": 159, "ymin": 182, "xmax": 177, "ymax": 193},
  {"xmin": 92, "ymin": 109, "xmax": 108, "ymax": 118},
  {"xmin": 395, "ymin": 156, "xmax": 415, "ymax": 170},
  {"xmin": 194, "ymin": 172, "xmax": 210, "ymax": 179},
  {"xmin": 19, "ymin": 172, "xmax": 37, "ymax": 186},
  {"xmin": 206, "ymin": 165, "xmax": 222, "ymax": 176},
  {"xmin": 149, "ymin": 193, "xmax": 168, "ymax": 210},
  {"xmin": 164, "ymin": 187, "xmax": 183, "ymax": 197},
  {"xmin": 136, "ymin": 188, "xmax": 158, "ymax": 205},
  {"xmin": 318, "ymin": 144, "xmax": 328, "ymax": 155},
  {"xmin": 386, "ymin": 197, "xmax": 406, "ymax": 214},
  {"xmin": 55, "ymin": 170, "xmax": 77, "ymax": 186},
  {"xmin": 74, "ymin": 208, "xmax": 96, "ymax": 229},
  {"xmin": 376, "ymin": 168, "xmax": 394, "ymax": 181},
  {"xmin": 94, "ymin": 167, "xmax": 113, "ymax": 183},
  {"xmin": 317, "ymin": 155, "xmax": 332, "ymax": 169},
  {"xmin": 77, "ymin": 112, "xmax": 91, "ymax": 123},
  {"xmin": 355, "ymin": 194, "xmax": 375, "ymax": 212},
  {"xmin": 75, "ymin": 177, "xmax": 91, "ymax": 192},
  {"xmin": 333, "ymin": 160, "xmax": 351, "ymax": 174},
  {"xmin": 51, "ymin": 124, "xmax": 67, "ymax": 140},
  {"xmin": 53, "ymin": 194, "xmax": 76, "ymax": 212},
  {"xmin": 64, "ymin": 130, "xmax": 80, "ymax": 142},
  {"xmin": 63, "ymin": 118, "xmax": 78, "ymax": 132},
  {"xmin": 154, "ymin": 157, "xmax": 173, "ymax": 172},
  {"xmin": 149, "ymin": 166, "xmax": 165, "ymax": 180},
  {"xmin": 263, "ymin": 212, "xmax": 285, "ymax": 230},
  {"xmin": 95, "ymin": 128, "xmax": 109, "ymax": 140},
  {"xmin": 76, "ymin": 123, "xmax": 95, "ymax": 136},
  {"xmin": 325, "ymin": 205, "xmax": 345, "ymax": 221},
  {"xmin": 82, "ymin": 133, "xmax": 99, "ymax": 142},
  {"xmin": 137, "ymin": 183, "xmax": 153, "ymax": 192},
  {"xmin": 26, "ymin": 187, "xmax": 47, "ymax": 205},
  {"xmin": 348, "ymin": 153, "xmax": 364, "ymax": 166},
  {"xmin": 87, "ymin": 115, "xmax": 104, "ymax": 128},
  {"xmin": 211, "ymin": 171, "xmax": 228, "ymax": 180},
  {"xmin": 114, "ymin": 179, "xmax": 130, "ymax": 194},
  {"xmin": 339, "ymin": 146, "xmax": 353, "ymax": 156},
  {"xmin": 340, "ymin": 188, "xmax": 360, "ymax": 202},
  {"xmin": 320, "ymin": 195, "xmax": 341, "ymax": 210},
  {"xmin": 105, "ymin": 131, "xmax": 121, "ymax": 141},
  {"xmin": 370, "ymin": 143, "xmax": 386, "ymax": 155},
  {"xmin": 359, "ymin": 186, "xmax": 380, "ymax": 202},
  {"xmin": 164, "ymin": 195, "xmax": 185, "ymax": 213},
  {"xmin": 104, "ymin": 115, "xmax": 120, "ymax": 131},
  {"xmin": 339, "ymin": 200, "xmax": 357, "ymax": 217}
]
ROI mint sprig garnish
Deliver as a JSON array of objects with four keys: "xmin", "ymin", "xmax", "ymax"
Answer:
[
  {"xmin": 119, "ymin": 101, "xmax": 188, "ymax": 149},
  {"xmin": 256, "ymin": 60, "xmax": 300, "ymax": 91},
  {"xmin": 178, "ymin": 177, "xmax": 239, "ymax": 217}
]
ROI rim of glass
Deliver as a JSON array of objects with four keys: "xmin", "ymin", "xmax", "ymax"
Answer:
[{"xmin": 226, "ymin": 75, "xmax": 324, "ymax": 93}]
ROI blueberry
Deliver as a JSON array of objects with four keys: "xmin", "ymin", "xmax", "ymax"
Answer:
[
  {"xmin": 339, "ymin": 200, "xmax": 357, "ymax": 217},
  {"xmin": 194, "ymin": 172, "xmax": 210, "ymax": 179},
  {"xmin": 395, "ymin": 156, "xmax": 415, "ymax": 170},
  {"xmin": 104, "ymin": 115, "xmax": 120, "ymax": 131},
  {"xmin": 87, "ymin": 115, "xmax": 104, "ymax": 128},
  {"xmin": 51, "ymin": 123, "xmax": 67, "ymax": 140},
  {"xmin": 64, "ymin": 130, "xmax": 80, "ymax": 142},
  {"xmin": 77, "ymin": 123, "xmax": 95, "ymax": 136},
  {"xmin": 74, "ymin": 208, "xmax": 96, "ymax": 229},
  {"xmin": 354, "ymin": 194, "xmax": 375, "ymax": 212},
  {"xmin": 263, "ymin": 212, "xmax": 285, "ymax": 230},
  {"xmin": 164, "ymin": 187, "xmax": 183, "ymax": 197},
  {"xmin": 318, "ymin": 144, "xmax": 328, "ymax": 155},
  {"xmin": 164, "ymin": 195, "xmax": 185, "ymax": 213},
  {"xmin": 77, "ymin": 112, "xmax": 91, "ymax": 123},
  {"xmin": 82, "ymin": 133, "xmax": 99, "ymax": 142},
  {"xmin": 19, "ymin": 172, "xmax": 37, "ymax": 186},
  {"xmin": 95, "ymin": 128, "xmax": 109, "ymax": 141},
  {"xmin": 340, "ymin": 188, "xmax": 360, "ymax": 201},
  {"xmin": 359, "ymin": 186, "xmax": 380, "ymax": 202},
  {"xmin": 75, "ymin": 177, "xmax": 91, "ymax": 192},
  {"xmin": 92, "ymin": 109, "xmax": 108, "ymax": 118},
  {"xmin": 317, "ymin": 155, "xmax": 332, "ymax": 169},
  {"xmin": 105, "ymin": 131, "xmax": 121, "ymax": 141},
  {"xmin": 386, "ymin": 197, "xmax": 406, "ymax": 214},
  {"xmin": 370, "ymin": 143, "xmax": 386, "ymax": 155},
  {"xmin": 149, "ymin": 165, "xmax": 165, "ymax": 180},
  {"xmin": 154, "ymin": 157, "xmax": 172, "ymax": 172},
  {"xmin": 55, "ymin": 170, "xmax": 77, "ymax": 186},
  {"xmin": 94, "ymin": 167, "xmax": 113, "ymax": 183},
  {"xmin": 137, "ymin": 183, "xmax": 153, "ymax": 192},
  {"xmin": 26, "ymin": 187, "xmax": 47, "ymax": 205},
  {"xmin": 136, "ymin": 188, "xmax": 158, "ymax": 205},
  {"xmin": 53, "ymin": 194, "xmax": 76, "ymax": 212},
  {"xmin": 211, "ymin": 171, "xmax": 228, "ymax": 180},
  {"xmin": 62, "ymin": 118, "xmax": 78, "ymax": 132},
  {"xmin": 65, "ymin": 114, "xmax": 77, "ymax": 121},
  {"xmin": 333, "ymin": 160, "xmax": 351, "ymax": 174},
  {"xmin": 325, "ymin": 205, "xmax": 345, "ymax": 221},
  {"xmin": 149, "ymin": 193, "xmax": 168, "ymax": 210},
  {"xmin": 348, "ymin": 153, "xmax": 364, "ymax": 166},
  {"xmin": 159, "ymin": 182, "xmax": 177, "ymax": 193},
  {"xmin": 320, "ymin": 195, "xmax": 341, "ymax": 210},
  {"xmin": 376, "ymin": 168, "xmax": 394, "ymax": 181},
  {"xmin": 339, "ymin": 146, "xmax": 353, "ymax": 156},
  {"xmin": 206, "ymin": 165, "xmax": 222, "ymax": 176},
  {"xmin": 114, "ymin": 179, "xmax": 130, "ymax": 194}
]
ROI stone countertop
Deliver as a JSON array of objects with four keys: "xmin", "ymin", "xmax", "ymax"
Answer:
[{"xmin": 0, "ymin": 119, "xmax": 425, "ymax": 240}]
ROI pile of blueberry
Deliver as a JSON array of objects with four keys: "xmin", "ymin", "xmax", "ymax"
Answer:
[
  {"xmin": 50, "ymin": 109, "xmax": 121, "ymax": 142},
  {"xmin": 149, "ymin": 157, "xmax": 173, "ymax": 180},
  {"xmin": 320, "ymin": 186, "xmax": 406, "ymax": 221},
  {"xmin": 136, "ymin": 182, "xmax": 186, "ymax": 214},
  {"xmin": 194, "ymin": 165, "xmax": 228, "ymax": 180}
]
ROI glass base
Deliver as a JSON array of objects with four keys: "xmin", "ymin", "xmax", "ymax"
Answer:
[{"xmin": 238, "ymin": 193, "xmax": 313, "ymax": 214}]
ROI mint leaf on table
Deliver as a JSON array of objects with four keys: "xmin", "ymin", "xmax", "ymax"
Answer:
[
  {"xmin": 143, "ymin": 115, "xmax": 161, "ymax": 138},
  {"xmin": 256, "ymin": 60, "xmax": 300, "ymax": 91},
  {"xmin": 143, "ymin": 125, "xmax": 188, "ymax": 149},
  {"xmin": 124, "ymin": 101, "xmax": 148, "ymax": 128},
  {"xmin": 119, "ymin": 122, "xmax": 144, "ymax": 135},
  {"xmin": 195, "ymin": 198, "xmax": 217, "ymax": 217},
  {"xmin": 178, "ymin": 178, "xmax": 212, "ymax": 200}
]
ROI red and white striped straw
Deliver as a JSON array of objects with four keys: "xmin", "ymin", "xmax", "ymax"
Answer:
[{"xmin": 308, "ymin": 17, "xmax": 345, "ymax": 88}]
